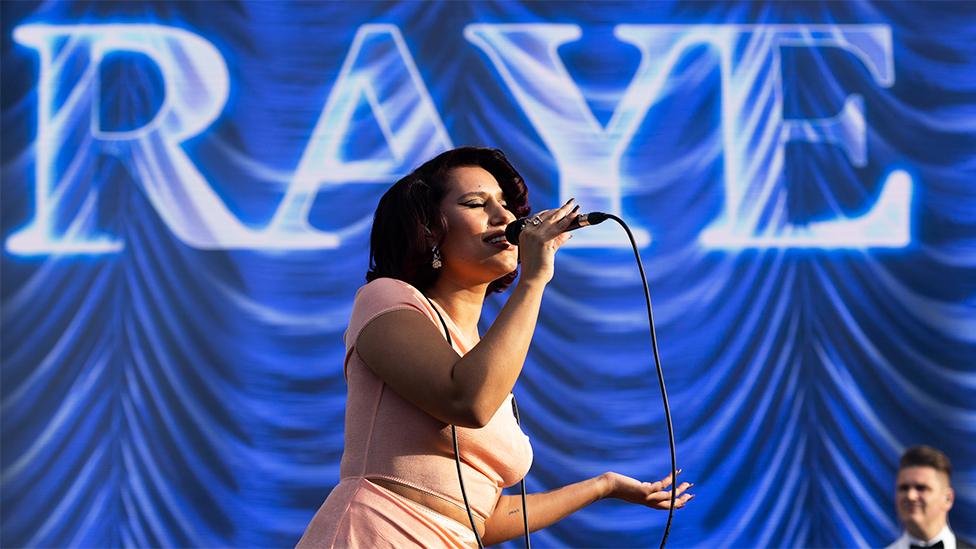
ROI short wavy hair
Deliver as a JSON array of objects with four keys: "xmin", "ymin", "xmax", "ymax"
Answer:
[{"xmin": 366, "ymin": 147, "xmax": 531, "ymax": 293}]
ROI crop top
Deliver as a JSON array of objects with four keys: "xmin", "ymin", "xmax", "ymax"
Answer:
[{"xmin": 340, "ymin": 277, "xmax": 534, "ymax": 522}]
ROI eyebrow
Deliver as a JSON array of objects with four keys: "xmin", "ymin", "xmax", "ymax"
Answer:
[{"xmin": 457, "ymin": 191, "xmax": 506, "ymax": 201}]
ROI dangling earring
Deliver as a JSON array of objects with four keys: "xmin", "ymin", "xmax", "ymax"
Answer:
[
  {"xmin": 425, "ymin": 226, "xmax": 442, "ymax": 269},
  {"xmin": 431, "ymin": 244, "xmax": 443, "ymax": 269}
]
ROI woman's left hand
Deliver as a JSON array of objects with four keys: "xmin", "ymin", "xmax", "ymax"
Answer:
[{"xmin": 600, "ymin": 470, "xmax": 694, "ymax": 510}]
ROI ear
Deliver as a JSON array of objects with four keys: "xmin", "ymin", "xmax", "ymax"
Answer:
[
  {"xmin": 945, "ymin": 487, "xmax": 954, "ymax": 509},
  {"xmin": 424, "ymin": 215, "xmax": 448, "ymax": 245}
]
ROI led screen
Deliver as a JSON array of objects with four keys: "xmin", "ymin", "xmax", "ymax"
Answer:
[{"xmin": 2, "ymin": 2, "xmax": 974, "ymax": 547}]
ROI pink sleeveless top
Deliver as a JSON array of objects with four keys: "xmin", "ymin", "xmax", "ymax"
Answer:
[{"xmin": 340, "ymin": 278, "xmax": 533, "ymax": 522}]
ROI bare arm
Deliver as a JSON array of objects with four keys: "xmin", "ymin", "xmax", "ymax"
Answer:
[
  {"xmin": 482, "ymin": 471, "xmax": 694, "ymax": 546},
  {"xmin": 356, "ymin": 279, "xmax": 545, "ymax": 427},
  {"xmin": 357, "ymin": 201, "xmax": 578, "ymax": 427}
]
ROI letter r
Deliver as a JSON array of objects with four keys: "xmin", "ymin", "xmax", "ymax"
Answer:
[{"xmin": 6, "ymin": 24, "xmax": 252, "ymax": 255}]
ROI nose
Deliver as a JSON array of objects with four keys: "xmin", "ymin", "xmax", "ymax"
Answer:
[{"xmin": 489, "ymin": 202, "xmax": 516, "ymax": 226}]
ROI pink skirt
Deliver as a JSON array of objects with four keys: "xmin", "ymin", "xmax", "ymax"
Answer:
[{"xmin": 296, "ymin": 478, "xmax": 478, "ymax": 548}]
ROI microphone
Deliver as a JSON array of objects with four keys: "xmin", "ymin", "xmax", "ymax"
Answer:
[{"xmin": 505, "ymin": 212, "xmax": 609, "ymax": 245}]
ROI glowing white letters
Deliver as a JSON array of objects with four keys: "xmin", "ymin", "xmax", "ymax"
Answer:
[
  {"xmin": 269, "ymin": 24, "xmax": 452, "ymax": 238},
  {"xmin": 464, "ymin": 24, "xmax": 653, "ymax": 247},
  {"xmin": 468, "ymin": 24, "xmax": 911, "ymax": 249},
  {"xmin": 7, "ymin": 23, "xmax": 912, "ymax": 255},
  {"xmin": 8, "ymin": 24, "xmax": 249, "ymax": 253},
  {"xmin": 8, "ymin": 23, "xmax": 449, "ymax": 253},
  {"xmin": 680, "ymin": 25, "xmax": 910, "ymax": 248}
]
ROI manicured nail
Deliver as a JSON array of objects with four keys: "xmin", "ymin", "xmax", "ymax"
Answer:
[{"xmin": 570, "ymin": 205, "xmax": 580, "ymax": 214}]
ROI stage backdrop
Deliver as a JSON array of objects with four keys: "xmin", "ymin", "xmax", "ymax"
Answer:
[{"xmin": 2, "ymin": 1, "xmax": 974, "ymax": 547}]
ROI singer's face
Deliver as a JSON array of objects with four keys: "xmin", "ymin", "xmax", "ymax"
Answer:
[{"xmin": 437, "ymin": 166, "xmax": 518, "ymax": 286}]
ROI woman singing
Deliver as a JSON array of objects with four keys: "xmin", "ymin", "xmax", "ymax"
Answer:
[{"xmin": 297, "ymin": 147, "xmax": 693, "ymax": 548}]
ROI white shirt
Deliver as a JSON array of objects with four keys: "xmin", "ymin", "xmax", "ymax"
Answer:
[{"xmin": 886, "ymin": 525, "xmax": 956, "ymax": 549}]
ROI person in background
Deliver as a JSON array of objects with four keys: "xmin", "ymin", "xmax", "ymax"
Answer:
[{"xmin": 887, "ymin": 445, "xmax": 973, "ymax": 549}]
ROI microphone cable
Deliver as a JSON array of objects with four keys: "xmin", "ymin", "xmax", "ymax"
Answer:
[
  {"xmin": 451, "ymin": 424, "xmax": 485, "ymax": 549},
  {"xmin": 604, "ymin": 213, "xmax": 678, "ymax": 549},
  {"xmin": 507, "ymin": 211, "xmax": 678, "ymax": 547},
  {"xmin": 424, "ymin": 294, "xmax": 529, "ymax": 548},
  {"xmin": 450, "ymin": 396, "xmax": 531, "ymax": 549},
  {"xmin": 510, "ymin": 395, "xmax": 531, "ymax": 549},
  {"xmin": 431, "ymin": 210, "xmax": 678, "ymax": 548}
]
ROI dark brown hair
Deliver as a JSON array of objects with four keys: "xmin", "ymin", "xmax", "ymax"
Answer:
[
  {"xmin": 900, "ymin": 445, "xmax": 953, "ymax": 481},
  {"xmin": 366, "ymin": 147, "xmax": 530, "ymax": 293}
]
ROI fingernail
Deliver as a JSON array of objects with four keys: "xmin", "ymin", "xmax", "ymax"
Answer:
[
  {"xmin": 689, "ymin": 483, "xmax": 695, "ymax": 487},
  {"xmin": 570, "ymin": 205, "xmax": 580, "ymax": 214},
  {"xmin": 677, "ymin": 468, "xmax": 683, "ymax": 474}
]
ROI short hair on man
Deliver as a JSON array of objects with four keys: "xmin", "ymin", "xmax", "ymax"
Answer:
[{"xmin": 899, "ymin": 445, "xmax": 953, "ymax": 482}]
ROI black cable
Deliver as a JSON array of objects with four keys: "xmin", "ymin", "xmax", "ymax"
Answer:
[
  {"xmin": 605, "ymin": 214, "xmax": 677, "ymax": 549},
  {"xmin": 451, "ymin": 424, "xmax": 485, "ymax": 549},
  {"xmin": 430, "ymin": 212, "xmax": 676, "ymax": 548},
  {"xmin": 423, "ymin": 294, "xmax": 486, "ymax": 548},
  {"xmin": 511, "ymin": 395, "xmax": 531, "ymax": 549}
]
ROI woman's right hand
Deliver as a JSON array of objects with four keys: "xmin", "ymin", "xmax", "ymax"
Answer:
[{"xmin": 516, "ymin": 198, "xmax": 579, "ymax": 286}]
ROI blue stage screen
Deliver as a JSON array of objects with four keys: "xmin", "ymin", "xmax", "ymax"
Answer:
[{"xmin": 2, "ymin": 2, "xmax": 974, "ymax": 547}]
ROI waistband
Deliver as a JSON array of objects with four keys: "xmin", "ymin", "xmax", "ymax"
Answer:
[{"xmin": 355, "ymin": 478, "xmax": 479, "ymax": 546}]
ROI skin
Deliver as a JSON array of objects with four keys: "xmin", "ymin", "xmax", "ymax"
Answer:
[
  {"xmin": 358, "ymin": 166, "xmax": 693, "ymax": 543},
  {"xmin": 896, "ymin": 466, "xmax": 954, "ymax": 541}
]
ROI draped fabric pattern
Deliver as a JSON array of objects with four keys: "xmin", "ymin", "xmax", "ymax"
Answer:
[{"xmin": 2, "ymin": 2, "xmax": 974, "ymax": 548}]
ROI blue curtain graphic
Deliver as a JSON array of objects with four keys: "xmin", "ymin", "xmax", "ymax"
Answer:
[{"xmin": 2, "ymin": 2, "xmax": 974, "ymax": 547}]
